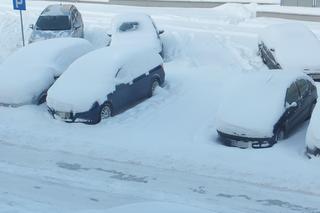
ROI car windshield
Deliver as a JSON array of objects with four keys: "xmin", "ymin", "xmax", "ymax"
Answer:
[
  {"xmin": 36, "ymin": 15, "xmax": 71, "ymax": 31},
  {"xmin": 118, "ymin": 22, "xmax": 139, "ymax": 32}
]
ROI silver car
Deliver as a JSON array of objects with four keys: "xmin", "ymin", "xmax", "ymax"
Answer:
[{"xmin": 29, "ymin": 4, "xmax": 84, "ymax": 43}]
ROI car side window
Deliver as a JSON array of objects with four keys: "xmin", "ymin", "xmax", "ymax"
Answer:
[
  {"xmin": 296, "ymin": 79, "xmax": 309, "ymax": 98},
  {"xmin": 286, "ymin": 83, "xmax": 300, "ymax": 105}
]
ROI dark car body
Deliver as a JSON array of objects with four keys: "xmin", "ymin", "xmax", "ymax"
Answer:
[
  {"xmin": 218, "ymin": 76, "xmax": 317, "ymax": 149},
  {"xmin": 29, "ymin": 4, "xmax": 84, "ymax": 43}
]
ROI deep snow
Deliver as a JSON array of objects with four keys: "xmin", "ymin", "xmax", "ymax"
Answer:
[{"xmin": 1, "ymin": 0, "xmax": 320, "ymax": 212}]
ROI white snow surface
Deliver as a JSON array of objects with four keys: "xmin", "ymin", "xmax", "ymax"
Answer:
[
  {"xmin": 259, "ymin": 23, "xmax": 320, "ymax": 72},
  {"xmin": 110, "ymin": 13, "xmax": 162, "ymax": 53},
  {"xmin": 1, "ymin": 1, "xmax": 320, "ymax": 212},
  {"xmin": 103, "ymin": 202, "xmax": 216, "ymax": 213},
  {"xmin": 0, "ymin": 38, "xmax": 93, "ymax": 105},
  {"xmin": 47, "ymin": 46, "xmax": 163, "ymax": 112},
  {"xmin": 216, "ymin": 70, "xmax": 311, "ymax": 138}
]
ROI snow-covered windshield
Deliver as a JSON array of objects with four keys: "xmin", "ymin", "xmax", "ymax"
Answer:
[
  {"xmin": 118, "ymin": 22, "xmax": 139, "ymax": 32},
  {"xmin": 36, "ymin": 16, "xmax": 71, "ymax": 31}
]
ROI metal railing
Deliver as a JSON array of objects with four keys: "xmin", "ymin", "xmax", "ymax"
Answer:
[{"xmin": 281, "ymin": 0, "xmax": 320, "ymax": 7}]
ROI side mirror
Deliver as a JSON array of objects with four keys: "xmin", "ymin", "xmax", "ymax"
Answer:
[
  {"xmin": 29, "ymin": 24, "xmax": 34, "ymax": 29},
  {"xmin": 270, "ymin": 48, "xmax": 275, "ymax": 52},
  {"xmin": 285, "ymin": 102, "xmax": 298, "ymax": 109},
  {"xmin": 159, "ymin": 30, "xmax": 164, "ymax": 35}
]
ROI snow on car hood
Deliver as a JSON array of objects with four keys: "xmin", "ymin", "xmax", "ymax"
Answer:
[
  {"xmin": 259, "ymin": 23, "xmax": 320, "ymax": 72},
  {"xmin": 47, "ymin": 45, "xmax": 163, "ymax": 113},
  {"xmin": 216, "ymin": 70, "xmax": 310, "ymax": 138},
  {"xmin": 29, "ymin": 30, "xmax": 72, "ymax": 43},
  {"xmin": 306, "ymin": 102, "xmax": 320, "ymax": 149},
  {"xmin": 0, "ymin": 38, "xmax": 93, "ymax": 105}
]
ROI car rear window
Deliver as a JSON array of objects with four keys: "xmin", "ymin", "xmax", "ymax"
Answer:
[
  {"xmin": 36, "ymin": 15, "xmax": 71, "ymax": 31},
  {"xmin": 118, "ymin": 22, "xmax": 139, "ymax": 32}
]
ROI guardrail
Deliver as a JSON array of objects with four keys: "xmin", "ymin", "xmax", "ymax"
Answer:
[{"xmin": 281, "ymin": 0, "xmax": 320, "ymax": 7}]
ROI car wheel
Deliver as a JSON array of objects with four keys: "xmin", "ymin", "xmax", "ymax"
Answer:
[
  {"xmin": 100, "ymin": 103, "xmax": 112, "ymax": 120},
  {"xmin": 37, "ymin": 92, "xmax": 47, "ymax": 105},
  {"xmin": 150, "ymin": 79, "xmax": 160, "ymax": 97},
  {"xmin": 275, "ymin": 127, "xmax": 286, "ymax": 143}
]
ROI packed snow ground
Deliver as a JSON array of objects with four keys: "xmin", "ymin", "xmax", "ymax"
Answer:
[{"xmin": 1, "ymin": 0, "xmax": 320, "ymax": 212}]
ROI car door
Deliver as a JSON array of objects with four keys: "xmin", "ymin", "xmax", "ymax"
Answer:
[
  {"xmin": 285, "ymin": 82, "xmax": 302, "ymax": 130},
  {"xmin": 296, "ymin": 79, "xmax": 313, "ymax": 120},
  {"xmin": 110, "ymin": 69, "xmax": 135, "ymax": 114}
]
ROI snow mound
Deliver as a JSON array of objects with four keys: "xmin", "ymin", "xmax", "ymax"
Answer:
[
  {"xmin": 47, "ymin": 46, "xmax": 163, "ymax": 113},
  {"xmin": 259, "ymin": 23, "xmax": 320, "ymax": 72},
  {"xmin": 306, "ymin": 102, "xmax": 320, "ymax": 150},
  {"xmin": 216, "ymin": 70, "xmax": 312, "ymax": 138},
  {"xmin": 0, "ymin": 38, "xmax": 93, "ymax": 105}
]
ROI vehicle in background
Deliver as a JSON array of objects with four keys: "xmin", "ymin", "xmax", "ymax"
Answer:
[
  {"xmin": 0, "ymin": 38, "xmax": 93, "ymax": 106},
  {"xmin": 104, "ymin": 202, "xmax": 215, "ymax": 213},
  {"xmin": 258, "ymin": 23, "xmax": 320, "ymax": 81},
  {"xmin": 47, "ymin": 46, "xmax": 165, "ymax": 124},
  {"xmin": 108, "ymin": 13, "xmax": 164, "ymax": 57},
  {"xmin": 216, "ymin": 71, "xmax": 317, "ymax": 149},
  {"xmin": 29, "ymin": 4, "xmax": 84, "ymax": 44},
  {"xmin": 306, "ymin": 102, "xmax": 320, "ymax": 157}
]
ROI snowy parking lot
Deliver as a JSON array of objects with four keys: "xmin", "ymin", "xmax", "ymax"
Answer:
[{"xmin": 0, "ymin": 0, "xmax": 320, "ymax": 212}]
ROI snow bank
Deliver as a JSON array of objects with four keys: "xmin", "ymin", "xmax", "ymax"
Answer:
[
  {"xmin": 0, "ymin": 38, "xmax": 93, "ymax": 105},
  {"xmin": 47, "ymin": 46, "xmax": 163, "ymax": 113},
  {"xmin": 259, "ymin": 23, "xmax": 320, "ymax": 72},
  {"xmin": 110, "ymin": 13, "xmax": 162, "ymax": 53},
  {"xmin": 306, "ymin": 102, "xmax": 320, "ymax": 150},
  {"xmin": 216, "ymin": 70, "xmax": 311, "ymax": 138}
]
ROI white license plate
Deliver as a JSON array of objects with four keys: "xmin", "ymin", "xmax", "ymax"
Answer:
[
  {"xmin": 55, "ymin": 112, "xmax": 71, "ymax": 119},
  {"xmin": 230, "ymin": 140, "xmax": 250, "ymax": 148}
]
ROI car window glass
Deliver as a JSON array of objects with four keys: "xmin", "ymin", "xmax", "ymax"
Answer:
[
  {"xmin": 36, "ymin": 16, "xmax": 71, "ymax": 31},
  {"xmin": 286, "ymin": 83, "xmax": 300, "ymax": 105},
  {"xmin": 296, "ymin": 79, "xmax": 309, "ymax": 97},
  {"xmin": 119, "ymin": 22, "xmax": 139, "ymax": 32}
]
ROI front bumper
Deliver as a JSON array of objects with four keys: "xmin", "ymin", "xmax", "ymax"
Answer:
[
  {"xmin": 48, "ymin": 103, "xmax": 101, "ymax": 124},
  {"xmin": 217, "ymin": 130, "xmax": 275, "ymax": 149}
]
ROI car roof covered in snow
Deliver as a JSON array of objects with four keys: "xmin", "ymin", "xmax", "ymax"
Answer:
[
  {"xmin": 110, "ymin": 13, "xmax": 161, "ymax": 53},
  {"xmin": 47, "ymin": 46, "xmax": 163, "ymax": 113},
  {"xmin": 0, "ymin": 38, "xmax": 93, "ymax": 105},
  {"xmin": 259, "ymin": 23, "xmax": 320, "ymax": 71},
  {"xmin": 216, "ymin": 70, "xmax": 312, "ymax": 138},
  {"xmin": 41, "ymin": 4, "xmax": 74, "ymax": 16}
]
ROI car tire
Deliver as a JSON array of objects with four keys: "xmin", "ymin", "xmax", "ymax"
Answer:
[
  {"xmin": 149, "ymin": 78, "xmax": 160, "ymax": 97},
  {"xmin": 37, "ymin": 92, "xmax": 47, "ymax": 105},
  {"xmin": 275, "ymin": 127, "xmax": 286, "ymax": 143},
  {"xmin": 100, "ymin": 103, "xmax": 112, "ymax": 120}
]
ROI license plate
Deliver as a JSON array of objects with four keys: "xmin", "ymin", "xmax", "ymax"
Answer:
[
  {"xmin": 55, "ymin": 111, "xmax": 71, "ymax": 119},
  {"xmin": 230, "ymin": 140, "xmax": 250, "ymax": 149}
]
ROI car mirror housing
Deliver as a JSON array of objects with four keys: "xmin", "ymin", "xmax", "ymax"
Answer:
[
  {"xmin": 270, "ymin": 48, "xmax": 275, "ymax": 52},
  {"xmin": 159, "ymin": 30, "xmax": 164, "ymax": 35},
  {"xmin": 285, "ymin": 102, "xmax": 298, "ymax": 109},
  {"xmin": 29, "ymin": 24, "xmax": 34, "ymax": 29},
  {"xmin": 74, "ymin": 23, "xmax": 81, "ymax": 29}
]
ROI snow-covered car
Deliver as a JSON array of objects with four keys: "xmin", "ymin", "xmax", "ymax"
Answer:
[
  {"xmin": 216, "ymin": 71, "xmax": 317, "ymax": 149},
  {"xmin": 47, "ymin": 46, "xmax": 165, "ymax": 124},
  {"xmin": 306, "ymin": 102, "xmax": 320, "ymax": 157},
  {"xmin": 0, "ymin": 38, "xmax": 93, "ymax": 106},
  {"xmin": 108, "ymin": 13, "xmax": 164, "ymax": 56},
  {"xmin": 258, "ymin": 23, "xmax": 320, "ymax": 81},
  {"xmin": 104, "ymin": 202, "xmax": 215, "ymax": 213},
  {"xmin": 29, "ymin": 4, "xmax": 84, "ymax": 44}
]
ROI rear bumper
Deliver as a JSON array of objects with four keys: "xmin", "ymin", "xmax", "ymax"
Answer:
[
  {"xmin": 48, "ymin": 103, "xmax": 101, "ymax": 124},
  {"xmin": 217, "ymin": 130, "xmax": 275, "ymax": 149}
]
